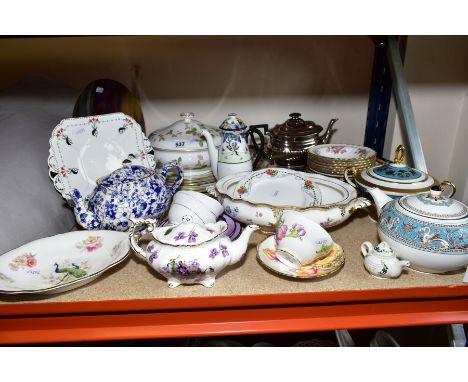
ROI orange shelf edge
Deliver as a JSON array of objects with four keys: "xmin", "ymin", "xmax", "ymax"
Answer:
[{"xmin": 0, "ymin": 297, "xmax": 467, "ymax": 344}]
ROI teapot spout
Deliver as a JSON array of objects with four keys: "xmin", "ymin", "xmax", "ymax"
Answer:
[
  {"xmin": 229, "ymin": 224, "xmax": 259, "ymax": 265},
  {"xmin": 319, "ymin": 118, "xmax": 338, "ymax": 144},
  {"xmin": 367, "ymin": 187, "xmax": 393, "ymax": 216},
  {"xmin": 201, "ymin": 129, "xmax": 219, "ymax": 179},
  {"xmin": 398, "ymin": 260, "xmax": 411, "ymax": 270},
  {"xmin": 68, "ymin": 189, "xmax": 101, "ymax": 230}
]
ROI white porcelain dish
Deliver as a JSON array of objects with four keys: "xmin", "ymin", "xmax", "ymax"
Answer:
[
  {"xmin": 0, "ymin": 230, "xmax": 129, "ymax": 294},
  {"xmin": 232, "ymin": 168, "xmax": 322, "ymax": 206},
  {"xmin": 48, "ymin": 113, "xmax": 155, "ymax": 201},
  {"xmin": 210, "ymin": 169, "xmax": 370, "ymax": 231}
]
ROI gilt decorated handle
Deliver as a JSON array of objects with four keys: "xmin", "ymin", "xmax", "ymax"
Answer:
[
  {"xmin": 128, "ymin": 218, "xmax": 157, "ymax": 260},
  {"xmin": 440, "ymin": 180, "xmax": 456, "ymax": 198}
]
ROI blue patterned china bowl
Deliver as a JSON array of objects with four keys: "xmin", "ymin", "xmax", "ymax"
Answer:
[
  {"xmin": 369, "ymin": 185, "xmax": 468, "ymax": 274},
  {"xmin": 69, "ymin": 160, "xmax": 184, "ymax": 231}
]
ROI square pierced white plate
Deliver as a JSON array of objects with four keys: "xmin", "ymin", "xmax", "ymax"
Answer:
[{"xmin": 48, "ymin": 113, "xmax": 155, "ymax": 201}]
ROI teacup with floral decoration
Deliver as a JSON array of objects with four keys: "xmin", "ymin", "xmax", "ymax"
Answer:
[{"xmin": 275, "ymin": 210, "xmax": 334, "ymax": 270}]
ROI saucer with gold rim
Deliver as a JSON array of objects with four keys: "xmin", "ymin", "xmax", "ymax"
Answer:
[{"xmin": 256, "ymin": 235, "xmax": 345, "ymax": 279}]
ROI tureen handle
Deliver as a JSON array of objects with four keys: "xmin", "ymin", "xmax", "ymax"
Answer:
[
  {"xmin": 344, "ymin": 167, "xmax": 357, "ymax": 188},
  {"xmin": 393, "ymin": 145, "xmax": 406, "ymax": 165},
  {"xmin": 439, "ymin": 180, "xmax": 456, "ymax": 198},
  {"xmin": 159, "ymin": 162, "xmax": 184, "ymax": 195}
]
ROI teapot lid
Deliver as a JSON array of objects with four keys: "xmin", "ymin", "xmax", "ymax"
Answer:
[
  {"xmin": 219, "ymin": 113, "xmax": 248, "ymax": 131},
  {"xmin": 154, "ymin": 217, "xmax": 228, "ymax": 246},
  {"xmin": 399, "ymin": 186, "xmax": 468, "ymax": 221},
  {"xmin": 270, "ymin": 113, "xmax": 322, "ymax": 140},
  {"xmin": 96, "ymin": 160, "xmax": 155, "ymax": 187},
  {"xmin": 149, "ymin": 112, "xmax": 222, "ymax": 150}
]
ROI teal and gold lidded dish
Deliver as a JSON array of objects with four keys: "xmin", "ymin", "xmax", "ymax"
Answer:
[{"xmin": 345, "ymin": 145, "xmax": 456, "ymax": 199}]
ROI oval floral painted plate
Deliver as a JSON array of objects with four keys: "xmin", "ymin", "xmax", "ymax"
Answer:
[
  {"xmin": 48, "ymin": 112, "xmax": 155, "ymax": 201},
  {"xmin": 256, "ymin": 235, "xmax": 345, "ymax": 279},
  {"xmin": 0, "ymin": 230, "xmax": 129, "ymax": 294}
]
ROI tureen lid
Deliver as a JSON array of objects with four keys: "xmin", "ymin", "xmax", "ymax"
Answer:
[
  {"xmin": 219, "ymin": 113, "xmax": 248, "ymax": 131},
  {"xmin": 149, "ymin": 112, "xmax": 222, "ymax": 150},
  {"xmin": 97, "ymin": 160, "xmax": 154, "ymax": 187},
  {"xmin": 154, "ymin": 218, "xmax": 227, "ymax": 246},
  {"xmin": 368, "ymin": 145, "xmax": 428, "ymax": 184},
  {"xmin": 399, "ymin": 186, "xmax": 468, "ymax": 221},
  {"xmin": 356, "ymin": 145, "xmax": 436, "ymax": 193},
  {"xmin": 270, "ymin": 113, "xmax": 322, "ymax": 141}
]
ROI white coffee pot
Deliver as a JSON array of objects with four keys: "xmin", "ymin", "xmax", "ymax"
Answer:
[{"xmin": 201, "ymin": 113, "xmax": 265, "ymax": 180}]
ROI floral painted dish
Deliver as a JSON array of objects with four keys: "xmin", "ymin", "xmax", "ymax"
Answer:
[
  {"xmin": 256, "ymin": 235, "xmax": 345, "ymax": 278},
  {"xmin": 211, "ymin": 169, "xmax": 370, "ymax": 231},
  {"xmin": 0, "ymin": 231, "xmax": 129, "ymax": 294},
  {"xmin": 48, "ymin": 113, "xmax": 155, "ymax": 201},
  {"xmin": 308, "ymin": 144, "xmax": 376, "ymax": 161},
  {"xmin": 233, "ymin": 168, "xmax": 322, "ymax": 207}
]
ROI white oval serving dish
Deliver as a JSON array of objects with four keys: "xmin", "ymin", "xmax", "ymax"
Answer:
[
  {"xmin": 210, "ymin": 168, "xmax": 370, "ymax": 231},
  {"xmin": 0, "ymin": 230, "xmax": 129, "ymax": 294}
]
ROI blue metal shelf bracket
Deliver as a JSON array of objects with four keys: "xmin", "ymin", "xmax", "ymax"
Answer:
[{"xmin": 364, "ymin": 37, "xmax": 393, "ymax": 159}]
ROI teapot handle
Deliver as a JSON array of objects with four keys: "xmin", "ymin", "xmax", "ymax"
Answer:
[
  {"xmin": 128, "ymin": 218, "xmax": 157, "ymax": 260},
  {"xmin": 247, "ymin": 126, "xmax": 266, "ymax": 170},
  {"xmin": 360, "ymin": 241, "xmax": 374, "ymax": 258},
  {"xmin": 159, "ymin": 162, "xmax": 184, "ymax": 195}
]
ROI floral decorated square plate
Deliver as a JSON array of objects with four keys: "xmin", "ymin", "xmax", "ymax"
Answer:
[
  {"xmin": 48, "ymin": 113, "xmax": 155, "ymax": 201},
  {"xmin": 0, "ymin": 230, "xmax": 129, "ymax": 294},
  {"xmin": 256, "ymin": 235, "xmax": 345, "ymax": 278}
]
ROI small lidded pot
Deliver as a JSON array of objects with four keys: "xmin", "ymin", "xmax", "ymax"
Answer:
[
  {"xmin": 149, "ymin": 112, "xmax": 223, "ymax": 171},
  {"xmin": 345, "ymin": 145, "xmax": 455, "ymax": 199},
  {"xmin": 361, "ymin": 241, "xmax": 410, "ymax": 278}
]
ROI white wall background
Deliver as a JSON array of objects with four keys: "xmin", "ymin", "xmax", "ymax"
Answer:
[{"xmin": 1, "ymin": 35, "xmax": 466, "ymax": 201}]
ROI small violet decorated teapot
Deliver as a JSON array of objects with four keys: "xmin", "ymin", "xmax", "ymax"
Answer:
[
  {"xmin": 129, "ymin": 216, "xmax": 259, "ymax": 288},
  {"xmin": 361, "ymin": 241, "xmax": 410, "ymax": 279},
  {"xmin": 69, "ymin": 160, "xmax": 184, "ymax": 231}
]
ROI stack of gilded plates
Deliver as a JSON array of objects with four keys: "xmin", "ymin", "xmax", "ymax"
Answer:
[
  {"xmin": 307, "ymin": 144, "xmax": 376, "ymax": 178},
  {"xmin": 167, "ymin": 167, "xmax": 216, "ymax": 193}
]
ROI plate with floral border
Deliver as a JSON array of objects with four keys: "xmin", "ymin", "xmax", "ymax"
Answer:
[
  {"xmin": 48, "ymin": 112, "xmax": 155, "ymax": 201},
  {"xmin": 256, "ymin": 235, "xmax": 345, "ymax": 279},
  {"xmin": 0, "ymin": 230, "xmax": 130, "ymax": 294}
]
